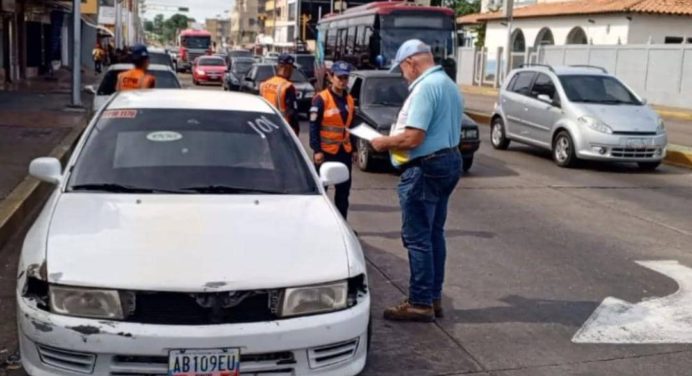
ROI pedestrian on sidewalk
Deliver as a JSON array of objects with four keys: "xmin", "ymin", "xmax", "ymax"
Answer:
[
  {"xmin": 116, "ymin": 44, "xmax": 156, "ymax": 91},
  {"xmin": 371, "ymin": 39, "xmax": 463, "ymax": 322},
  {"xmin": 92, "ymin": 43, "xmax": 105, "ymax": 74},
  {"xmin": 310, "ymin": 61, "xmax": 357, "ymax": 219},
  {"xmin": 260, "ymin": 53, "xmax": 300, "ymax": 135}
]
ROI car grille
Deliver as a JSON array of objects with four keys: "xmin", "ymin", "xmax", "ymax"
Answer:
[
  {"xmin": 37, "ymin": 344, "xmax": 96, "ymax": 374},
  {"xmin": 188, "ymin": 52, "xmax": 206, "ymax": 61},
  {"xmin": 612, "ymin": 131, "xmax": 657, "ymax": 136},
  {"xmin": 110, "ymin": 352, "xmax": 295, "ymax": 375},
  {"xmin": 307, "ymin": 338, "xmax": 359, "ymax": 369},
  {"xmin": 611, "ymin": 147, "xmax": 658, "ymax": 158},
  {"xmin": 126, "ymin": 291, "xmax": 278, "ymax": 325}
]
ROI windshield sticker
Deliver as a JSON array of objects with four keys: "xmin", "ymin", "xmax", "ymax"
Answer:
[
  {"xmin": 248, "ymin": 116, "xmax": 280, "ymax": 138},
  {"xmin": 146, "ymin": 131, "xmax": 183, "ymax": 142},
  {"xmin": 102, "ymin": 109, "xmax": 138, "ymax": 119}
]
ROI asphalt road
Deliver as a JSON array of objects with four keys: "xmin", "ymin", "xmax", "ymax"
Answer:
[
  {"xmin": 1, "ymin": 75, "xmax": 691, "ymax": 376},
  {"xmin": 464, "ymin": 91, "xmax": 692, "ymax": 148}
]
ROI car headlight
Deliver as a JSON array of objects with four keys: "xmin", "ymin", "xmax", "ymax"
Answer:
[
  {"xmin": 463, "ymin": 128, "xmax": 479, "ymax": 139},
  {"xmin": 279, "ymin": 281, "xmax": 348, "ymax": 317},
  {"xmin": 50, "ymin": 285, "xmax": 129, "ymax": 319},
  {"xmin": 578, "ymin": 116, "xmax": 613, "ymax": 134},
  {"xmin": 196, "ymin": 69, "xmax": 206, "ymax": 76},
  {"xmin": 657, "ymin": 118, "xmax": 665, "ymax": 134}
]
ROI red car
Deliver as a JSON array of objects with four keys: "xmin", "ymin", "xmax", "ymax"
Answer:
[{"xmin": 192, "ymin": 56, "xmax": 227, "ymax": 85}]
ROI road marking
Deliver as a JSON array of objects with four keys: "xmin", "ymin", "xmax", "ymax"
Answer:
[{"xmin": 573, "ymin": 260, "xmax": 692, "ymax": 344}]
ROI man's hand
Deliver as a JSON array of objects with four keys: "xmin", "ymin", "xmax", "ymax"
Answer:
[
  {"xmin": 371, "ymin": 137, "xmax": 389, "ymax": 152},
  {"xmin": 314, "ymin": 152, "xmax": 325, "ymax": 165}
]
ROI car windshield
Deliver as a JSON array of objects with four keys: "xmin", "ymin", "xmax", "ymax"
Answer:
[
  {"xmin": 362, "ymin": 77, "xmax": 409, "ymax": 106},
  {"xmin": 289, "ymin": 68, "xmax": 308, "ymax": 83},
  {"xmin": 97, "ymin": 70, "xmax": 181, "ymax": 96},
  {"xmin": 182, "ymin": 36, "xmax": 211, "ymax": 49},
  {"xmin": 149, "ymin": 53, "xmax": 171, "ymax": 66},
  {"xmin": 198, "ymin": 58, "xmax": 225, "ymax": 66},
  {"xmin": 232, "ymin": 60, "xmax": 253, "ymax": 74},
  {"xmin": 229, "ymin": 50, "xmax": 252, "ymax": 58},
  {"xmin": 256, "ymin": 66, "xmax": 274, "ymax": 82},
  {"xmin": 68, "ymin": 109, "xmax": 318, "ymax": 195},
  {"xmin": 295, "ymin": 55, "xmax": 315, "ymax": 70},
  {"xmin": 559, "ymin": 75, "xmax": 642, "ymax": 105}
]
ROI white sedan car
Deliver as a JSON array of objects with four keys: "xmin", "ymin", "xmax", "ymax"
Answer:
[{"xmin": 17, "ymin": 90, "xmax": 370, "ymax": 376}]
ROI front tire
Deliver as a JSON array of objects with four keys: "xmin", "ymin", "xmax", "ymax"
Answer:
[
  {"xmin": 637, "ymin": 161, "xmax": 661, "ymax": 171},
  {"xmin": 357, "ymin": 138, "xmax": 374, "ymax": 172},
  {"xmin": 491, "ymin": 117, "xmax": 510, "ymax": 150},
  {"xmin": 553, "ymin": 131, "xmax": 578, "ymax": 168},
  {"xmin": 462, "ymin": 156, "xmax": 474, "ymax": 172}
]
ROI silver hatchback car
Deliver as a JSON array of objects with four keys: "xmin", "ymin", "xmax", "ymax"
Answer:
[{"xmin": 491, "ymin": 65, "xmax": 667, "ymax": 170}]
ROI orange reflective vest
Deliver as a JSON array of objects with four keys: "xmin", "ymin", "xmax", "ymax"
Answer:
[
  {"xmin": 260, "ymin": 76, "xmax": 293, "ymax": 121},
  {"xmin": 116, "ymin": 69, "xmax": 156, "ymax": 91},
  {"xmin": 317, "ymin": 90, "xmax": 354, "ymax": 155}
]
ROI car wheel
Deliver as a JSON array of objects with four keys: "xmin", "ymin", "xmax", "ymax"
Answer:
[
  {"xmin": 553, "ymin": 131, "xmax": 579, "ymax": 168},
  {"xmin": 462, "ymin": 155, "xmax": 474, "ymax": 172},
  {"xmin": 490, "ymin": 117, "xmax": 510, "ymax": 150},
  {"xmin": 357, "ymin": 138, "xmax": 374, "ymax": 172},
  {"xmin": 637, "ymin": 161, "xmax": 661, "ymax": 171}
]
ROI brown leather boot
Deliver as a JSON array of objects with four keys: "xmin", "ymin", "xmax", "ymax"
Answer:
[
  {"xmin": 433, "ymin": 299, "xmax": 444, "ymax": 318},
  {"xmin": 383, "ymin": 300, "xmax": 435, "ymax": 322}
]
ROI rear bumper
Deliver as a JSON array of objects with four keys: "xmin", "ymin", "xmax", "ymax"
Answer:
[{"xmin": 460, "ymin": 139, "xmax": 481, "ymax": 156}]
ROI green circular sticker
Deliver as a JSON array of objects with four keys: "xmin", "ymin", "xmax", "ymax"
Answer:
[{"xmin": 146, "ymin": 131, "xmax": 183, "ymax": 142}]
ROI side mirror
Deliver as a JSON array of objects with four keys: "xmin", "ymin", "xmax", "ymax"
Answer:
[
  {"xmin": 319, "ymin": 162, "xmax": 350, "ymax": 186},
  {"xmin": 29, "ymin": 157, "xmax": 63, "ymax": 184},
  {"xmin": 84, "ymin": 85, "xmax": 96, "ymax": 94},
  {"xmin": 640, "ymin": 98, "xmax": 648, "ymax": 105},
  {"xmin": 537, "ymin": 94, "xmax": 553, "ymax": 104}
]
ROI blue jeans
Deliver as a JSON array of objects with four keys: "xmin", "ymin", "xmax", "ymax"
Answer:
[{"xmin": 397, "ymin": 149, "xmax": 462, "ymax": 307}]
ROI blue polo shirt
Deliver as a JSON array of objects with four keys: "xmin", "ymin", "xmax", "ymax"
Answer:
[{"xmin": 390, "ymin": 66, "xmax": 464, "ymax": 166}]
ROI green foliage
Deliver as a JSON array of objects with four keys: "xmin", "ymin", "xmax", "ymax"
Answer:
[
  {"xmin": 455, "ymin": 0, "xmax": 481, "ymax": 16},
  {"xmin": 144, "ymin": 20, "xmax": 154, "ymax": 33},
  {"xmin": 146, "ymin": 13, "xmax": 193, "ymax": 44}
]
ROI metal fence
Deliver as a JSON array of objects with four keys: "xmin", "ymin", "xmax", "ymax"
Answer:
[{"xmin": 457, "ymin": 43, "xmax": 692, "ymax": 110}]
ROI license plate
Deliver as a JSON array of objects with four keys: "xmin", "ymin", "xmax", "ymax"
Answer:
[
  {"xmin": 626, "ymin": 138, "xmax": 649, "ymax": 149},
  {"xmin": 168, "ymin": 348, "xmax": 239, "ymax": 376}
]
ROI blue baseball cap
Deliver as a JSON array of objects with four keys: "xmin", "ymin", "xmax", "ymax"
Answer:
[
  {"xmin": 131, "ymin": 44, "xmax": 149, "ymax": 61},
  {"xmin": 331, "ymin": 61, "xmax": 352, "ymax": 77},
  {"xmin": 278, "ymin": 53, "xmax": 296, "ymax": 66},
  {"xmin": 389, "ymin": 39, "xmax": 432, "ymax": 73}
]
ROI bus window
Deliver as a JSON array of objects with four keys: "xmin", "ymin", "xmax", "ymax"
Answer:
[
  {"xmin": 325, "ymin": 28, "xmax": 336, "ymax": 59},
  {"xmin": 347, "ymin": 26, "xmax": 357, "ymax": 57},
  {"xmin": 337, "ymin": 29, "xmax": 348, "ymax": 59}
]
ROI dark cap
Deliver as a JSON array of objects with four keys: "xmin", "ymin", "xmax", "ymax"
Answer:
[
  {"xmin": 131, "ymin": 44, "xmax": 149, "ymax": 61},
  {"xmin": 278, "ymin": 53, "xmax": 295, "ymax": 66},
  {"xmin": 331, "ymin": 61, "xmax": 352, "ymax": 77}
]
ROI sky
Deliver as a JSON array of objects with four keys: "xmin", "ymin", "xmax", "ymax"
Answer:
[{"xmin": 143, "ymin": 0, "xmax": 234, "ymax": 23}]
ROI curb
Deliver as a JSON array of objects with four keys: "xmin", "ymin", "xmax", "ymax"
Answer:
[
  {"xmin": 0, "ymin": 124, "xmax": 85, "ymax": 249},
  {"xmin": 464, "ymin": 110, "xmax": 692, "ymax": 170}
]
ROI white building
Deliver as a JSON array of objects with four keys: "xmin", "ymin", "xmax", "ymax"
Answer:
[{"xmin": 460, "ymin": 0, "xmax": 692, "ymax": 54}]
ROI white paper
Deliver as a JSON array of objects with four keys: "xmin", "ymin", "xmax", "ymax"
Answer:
[{"xmin": 348, "ymin": 123, "xmax": 382, "ymax": 142}]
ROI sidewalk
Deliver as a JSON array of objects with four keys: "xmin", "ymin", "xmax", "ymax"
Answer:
[
  {"xmin": 0, "ymin": 68, "xmax": 95, "ymax": 248},
  {"xmin": 460, "ymin": 85, "xmax": 692, "ymax": 168}
]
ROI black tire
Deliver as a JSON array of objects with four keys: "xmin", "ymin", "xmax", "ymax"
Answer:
[
  {"xmin": 552, "ymin": 130, "xmax": 579, "ymax": 168},
  {"xmin": 357, "ymin": 138, "xmax": 374, "ymax": 172},
  {"xmin": 490, "ymin": 117, "xmax": 510, "ymax": 150},
  {"xmin": 462, "ymin": 156, "xmax": 474, "ymax": 172},
  {"xmin": 637, "ymin": 161, "xmax": 661, "ymax": 171}
]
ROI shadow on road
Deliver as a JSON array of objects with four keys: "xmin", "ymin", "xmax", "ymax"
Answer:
[{"xmin": 358, "ymin": 229, "xmax": 496, "ymax": 240}]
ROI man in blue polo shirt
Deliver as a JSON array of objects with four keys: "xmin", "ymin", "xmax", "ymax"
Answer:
[{"xmin": 371, "ymin": 39, "xmax": 464, "ymax": 322}]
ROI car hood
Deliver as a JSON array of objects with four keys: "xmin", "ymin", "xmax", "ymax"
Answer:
[
  {"xmin": 360, "ymin": 106, "xmax": 400, "ymax": 131},
  {"xmin": 46, "ymin": 194, "xmax": 351, "ymax": 292},
  {"xmin": 293, "ymin": 82, "xmax": 314, "ymax": 91},
  {"xmin": 580, "ymin": 104, "xmax": 659, "ymax": 132}
]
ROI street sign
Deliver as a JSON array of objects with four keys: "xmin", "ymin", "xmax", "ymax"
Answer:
[{"xmin": 573, "ymin": 260, "xmax": 692, "ymax": 344}]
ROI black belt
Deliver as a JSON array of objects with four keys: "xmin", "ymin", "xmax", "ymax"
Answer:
[{"xmin": 399, "ymin": 147, "xmax": 458, "ymax": 170}]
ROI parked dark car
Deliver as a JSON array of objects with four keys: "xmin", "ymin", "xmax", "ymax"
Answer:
[
  {"xmin": 292, "ymin": 54, "xmax": 316, "ymax": 80},
  {"xmin": 349, "ymin": 70, "xmax": 480, "ymax": 172},
  {"xmin": 223, "ymin": 57, "xmax": 255, "ymax": 91},
  {"xmin": 240, "ymin": 63, "xmax": 316, "ymax": 115},
  {"xmin": 225, "ymin": 48, "xmax": 253, "ymax": 66}
]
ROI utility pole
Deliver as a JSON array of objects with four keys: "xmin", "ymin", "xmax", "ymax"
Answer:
[
  {"xmin": 504, "ymin": 0, "xmax": 514, "ymax": 81},
  {"xmin": 115, "ymin": 0, "xmax": 122, "ymax": 49},
  {"xmin": 71, "ymin": 0, "xmax": 82, "ymax": 107},
  {"xmin": 301, "ymin": 14, "xmax": 311, "ymax": 42}
]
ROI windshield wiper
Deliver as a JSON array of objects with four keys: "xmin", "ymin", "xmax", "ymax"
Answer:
[
  {"xmin": 70, "ymin": 183, "xmax": 187, "ymax": 194},
  {"xmin": 181, "ymin": 185, "xmax": 284, "ymax": 194}
]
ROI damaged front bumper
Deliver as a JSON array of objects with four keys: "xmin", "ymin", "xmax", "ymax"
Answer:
[{"xmin": 17, "ymin": 294, "xmax": 370, "ymax": 376}]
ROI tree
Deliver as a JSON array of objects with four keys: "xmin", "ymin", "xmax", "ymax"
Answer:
[
  {"xmin": 144, "ymin": 20, "xmax": 154, "ymax": 33},
  {"xmin": 153, "ymin": 14, "xmax": 165, "ymax": 35},
  {"xmin": 455, "ymin": 0, "xmax": 481, "ymax": 16},
  {"xmin": 162, "ymin": 14, "xmax": 192, "ymax": 44}
]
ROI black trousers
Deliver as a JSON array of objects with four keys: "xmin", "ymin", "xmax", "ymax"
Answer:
[{"xmin": 322, "ymin": 149, "xmax": 353, "ymax": 220}]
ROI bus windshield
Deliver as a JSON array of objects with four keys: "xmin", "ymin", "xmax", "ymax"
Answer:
[{"xmin": 182, "ymin": 36, "xmax": 211, "ymax": 49}]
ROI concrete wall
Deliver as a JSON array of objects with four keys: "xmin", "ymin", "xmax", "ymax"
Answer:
[
  {"xmin": 538, "ymin": 44, "xmax": 692, "ymax": 109},
  {"xmin": 457, "ymin": 47, "xmax": 476, "ymax": 85},
  {"xmin": 628, "ymin": 14, "xmax": 692, "ymax": 44}
]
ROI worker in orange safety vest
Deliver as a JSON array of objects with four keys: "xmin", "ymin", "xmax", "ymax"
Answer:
[
  {"xmin": 259, "ymin": 53, "xmax": 300, "ymax": 134},
  {"xmin": 116, "ymin": 44, "xmax": 156, "ymax": 91}
]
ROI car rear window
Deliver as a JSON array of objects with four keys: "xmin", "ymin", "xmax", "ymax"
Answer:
[
  {"xmin": 97, "ymin": 70, "xmax": 181, "ymax": 95},
  {"xmin": 198, "ymin": 58, "xmax": 226, "ymax": 66},
  {"xmin": 149, "ymin": 53, "xmax": 171, "ymax": 66},
  {"xmin": 68, "ymin": 109, "xmax": 317, "ymax": 195}
]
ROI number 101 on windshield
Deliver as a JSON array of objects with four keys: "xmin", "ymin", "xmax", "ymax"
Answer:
[{"xmin": 169, "ymin": 348, "xmax": 239, "ymax": 376}]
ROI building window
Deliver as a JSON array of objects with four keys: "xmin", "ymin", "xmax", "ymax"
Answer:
[
  {"xmin": 665, "ymin": 36, "xmax": 684, "ymax": 44},
  {"xmin": 288, "ymin": 3, "xmax": 296, "ymax": 21},
  {"xmin": 535, "ymin": 27, "xmax": 555, "ymax": 47},
  {"xmin": 287, "ymin": 26, "xmax": 295, "ymax": 42},
  {"xmin": 566, "ymin": 27, "xmax": 588, "ymax": 44},
  {"xmin": 511, "ymin": 29, "xmax": 525, "ymax": 52}
]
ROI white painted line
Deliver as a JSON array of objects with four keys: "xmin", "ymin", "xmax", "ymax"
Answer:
[{"xmin": 573, "ymin": 260, "xmax": 692, "ymax": 344}]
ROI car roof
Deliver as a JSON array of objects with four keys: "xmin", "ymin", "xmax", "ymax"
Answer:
[
  {"xmin": 514, "ymin": 65, "xmax": 609, "ymax": 76},
  {"xmin": 232, "ymin": 56, "xmax": 255, "ymax": 62},
  {"xmin": 148, "ymin": 48, "xmax": 167, "ymax": 54},
  {"xmin": 107, "ymin": 64, "xmax": 173, "ymax": 72},
  {"xmin": 350, "ymin": 70, "xmax": 402, "ymax": 78},
  {"xmin": 108, "ymin": 90, "xmax": 275, "ymax": 113}
]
